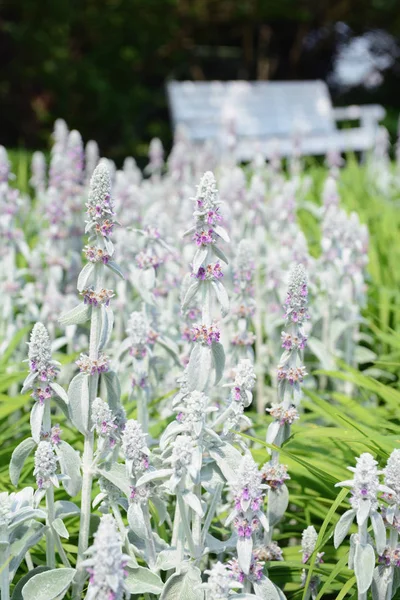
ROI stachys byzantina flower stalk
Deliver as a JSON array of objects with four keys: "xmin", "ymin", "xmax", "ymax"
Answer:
[
  {"xmin": 59, "ymin": 162, "xmax": 125, "ymax": 597},
  {"xmin": 300, "ymin": 525, "xmax": 324, "ymax": 600},
  {"xmin": 334, "ymin": 453, "xmax": 392, "ymax": 597},
  {"xmin": 83, "ymin": 514, "xmax": 129, "ymax": 600}
]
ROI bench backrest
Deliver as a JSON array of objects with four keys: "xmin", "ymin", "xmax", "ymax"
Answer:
[{"xmin": 167, "ymin": 80, "xmax": 336, "ymax": 141}]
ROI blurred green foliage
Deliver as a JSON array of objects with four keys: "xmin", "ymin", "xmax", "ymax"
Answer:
[{"xmin": 1, "ymin": 0, "xmax": 400, "ymax": 162}]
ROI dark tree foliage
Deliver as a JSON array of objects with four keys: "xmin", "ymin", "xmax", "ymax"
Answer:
[{"xmin": 0, "ymin": 0, "xmax": 399, "ymax": 162}]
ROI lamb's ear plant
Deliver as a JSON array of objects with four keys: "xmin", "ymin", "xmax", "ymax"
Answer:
[
  {"xmin": 334, "ymin": 453, "xmax": 391, "ymax": 599},
  {"xmin": 57, "ymin": 162, "xmax": 123, "ymax": 599}
]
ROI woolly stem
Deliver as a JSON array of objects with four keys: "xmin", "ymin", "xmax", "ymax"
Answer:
[
  {"xmin": 177, "ymin": 493, "xmax": 197, "ymax": 558},
  {"xmin": 0, "ymin": 530, "xmax": 10, "ymax": 600},
  {"xmin": 45, "ymin": 486, "xmax": 56, "ymax": 568},
  {"xmin": 142, "ymin": 504, "xmax": 157, "ymax": 568},
  {"xmin": 255, "ymin": 261, "xmax": 264, "ymax": 414},
  {"xmin": 73, "ymin": 265, "xmax": 102, "ymax": 599}
]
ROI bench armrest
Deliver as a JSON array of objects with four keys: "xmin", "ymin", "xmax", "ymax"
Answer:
[{"xmin": 333, "ymin": 104, "xmax": 385, "ymax": 129}]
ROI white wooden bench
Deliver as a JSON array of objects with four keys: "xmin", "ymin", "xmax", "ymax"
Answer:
[{"xmin": 166, "ymin": 80, "xmax": 385, "ymax": 160}]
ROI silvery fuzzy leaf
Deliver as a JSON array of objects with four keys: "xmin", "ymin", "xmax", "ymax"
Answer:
[
  {"xmin": 98, "ymin": 305, "xmax": 114, "ymax": 351},
  {"xmin": 211, "ymin": 341, "xmax": 225, "ymax": 384},
  {"xmin": 9, "ymin": 523, "xmax": 47, "ymax": 579},
  {"xmin": 55, "ymin": 440, "xmax": 81, "ymax": 497},
  {"xmin": 348, "ymin": 533, "xmax": 357, "ymax": 570},
  {"xmin": 306, "ymin": 336, "xmax": 336, "ymax": 371},
  {"xmin": 211, "ymin": 281, "xmax": 230, "ymax": 317},
  {"xmin": 370, "ymin": 511, "xmax": 386, "ymax": 555},
  {"xmin": 98, "ymin": 463, "xmax": 131, "ymax": 496},
  {"xmin": 192, "ymin": 247, "xmax": 208, "ymax": 274},
  {"xmin": 354, "ymin": 346, "xmax": 377, "ymax": 364},
  {"xmin": 52, "ymin": 518, "xmax": 69, "ymax": 539},
  {"xmin": 21, "ymin": 371, "xmax": 37, "ymax": 393},
  {"xmin": 214, "ymin": 224, "xmax": 230, "ymax": 243},
  {"xmin": 30, "ymin": 401, "xmax": 44, "ymax": 443},
  {"xmin": 8, "ymin": 507, "xmax": 46, "ymax": 531},
  {"xmin": 136, "ymin": 468, "xmax": 172, "ymax": 488},
  {"xmin": 237, "ymin": 536, "xmax": 253, "ymax": 574},
  {"xmin": 212, "ymin": 244, "xmax": 229, "ymax": 265},
  {"xmin": 104, "ymin": 237, "xmax": 114, "ymax": 255},
  {"xmin": 49, "ymin": 382, "xmax": 69, "ymax": 404},
  {"xmin": 21, "ymin": 567, "xmax": 76, "ymax": 600},
  {"xmin": 182, "ymin": 281, "xmax": 200, "ymax": 311},
  {"xmin": 256, "ymin": 510, "xmax": 270, "ymax": 533},
  {"xmin": 357, "ymin": 499, "xmax": 371, "ymax": 526},
  {"xmin": 10, "ymin": 437, "xmax": 36, "ymax": 486},
  {"xmin": 385, "ymin": 504, "xmax": 396, "ymax": 525},
  {"xmin": 160, "ymin": 420, "xmax": 184, "ymax": 451},
  {"xmin": 393, "ymin": 566, "xmax": 400, "ymax": 595},
  {"xmin": 187, "ymin": 344, "xmax": 211, "ymax": 392},
  {"xmin": 102, "ymin": 370, "xmax": 121, "ymax": 411},
  {"xmin": 67, "ymin": 372, "xmax": 89, "ymax": 435},
  {"xmin": 253, "ymin": 576, "xmax": 283, "ymax": 600},
  {"xmin": 54, "ymin": 501, "xmax": 80, "ymax": 520},
  {"xmin": 334, "ymin": 509, "xmax": 356, "ymax": 548},
  {"xmin": 354, "ymin": 542, "xmax": 375, "ymax": 594},
  {"xmin": 59, "ymin": 303, "xmax": 91, "ymax": 326},
  {"xmin": 160, "ymin": 565, "xmax": 204, "ymax": 600},
  {"xmin": 266, "ymin": 421, "xmax": 280, "ymax": 446},
  {"xmin": 53, "ymin": 395, "xmax": 70, "ymax": 420},
  {"xmin": 155, "ymin": 549, "xmax": 183, "ymax": 571},
  {"xmin": 77, "ymin": 262, "xmax": 95, "ymax": 292},
  {"xmin": 234, "ymin": 595, "xmax": 261, "ymax": 599},
  {"xmin": 372, "ymin": 565, "xmax": 392, "ymax": 600},
  {"xmin": 200, "ymin": 463, "xmax": 225, "ymax": 492},
  {"xmin": 268, "ymin": 485, "xmax": 289, "ymax": 527},
  {"xmin": 205, "ymin": 533, "xmax": 237, "ymax": 553},
  {"xmin": 128, "ymin": 502, "xmax": 147, "ymax": 539},
  {"xmin": 331, "ymin": 319, "xmax": 352, "ymax": 346},
  {"xmin": 157, "ymin": 337, "xmax": 182, "ymax": 367},
  {"xmin": 125, "ymin": 566, "xmax": 163, "ymax": 595},
  {"xmin": 209, "ymin": 443, "xmax": 242, "ymax": 482},
  {"xmin": 141, "ymin": 267, "xmax": 156, "ymax": 290},
  {"xmin": 11, "ymin": 566, "xmax": 50, "ymax": 600},
  {"xmin": 181, "ymin": 491, "xmax": 204, "ymax": 517},
  {"xmin": 151, "ymin": 496, "xmax": 170, "ymax": 526},
  {"xmin": 106, "ymin": 260, "xmax": 125, "ymax": 279}
]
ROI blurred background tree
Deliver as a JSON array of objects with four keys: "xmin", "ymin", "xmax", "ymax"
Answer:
[{"xmin": 1, "ymin": 0, "xmax": 399, "ymax": 163}]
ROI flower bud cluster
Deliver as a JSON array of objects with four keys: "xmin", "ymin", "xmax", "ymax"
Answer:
[
  {"xmin": 257, "ymin": 541, "xmax": 284, "ymax": 562},
  {"xmin": 277, "ymin": 365, "xmax": 307, "ymax": 385},
  {"xmin": 227, "ymin": 551, "xmax": 264, "ymax": 583},
  {"xmin": 231, "ymin": 331, "xmax": 256, "ymax": 347},
  {"xmin": 347, "ymin": 453, "xmax": 381, "ymax": 511},
  {"xmin": 175, "ymin": 390, "xmax": 210, "ymax": 435},
  {"xmin": 301, "ymin": 525, "xmax": 324, "ymax": 564},
  {"xmin": 33, "ymin": 441, "xmax": 58, "ymax": 489},
  {"xmin": 284, "ymin": 264, "xmax": 310, "ymax": 324},
  {"xmin": 261, "ymin": 461, "xmax": 290, "ymax": 490},
  {"xmin": 192, "ymin": 323, "xmax": 220, "ymax": 345},
  {"xmin": 85, "ymin": 163, "xmax": 116, "ymax": 245},
  {"xmin": 204, "ymin": 562, "xmax": 241, "ymax": 599},
  {"xmin": 76, "ymin": 353, "xmax": 110, "ymax": 375},
  {"xmin": 378, "ymin": 546, "xmax": 400, "ymax": 568},
  {"xmin": 267, "ymin": 404, "xmax": 299, "ymax": 425},
  {"xmin": 383, "ymin": 449, "xmax": 400, "ymax": 504},
  {"xmin": 83, "ymin": 514, "xmax": 129, "ymax": 600},
  {"xmin": 91, "ymin": 398, "xmax": 119, "ymax": 447},
  {"xmin": 81, "ymin": 287, "xmax": 114, "ymax": 307},
  {"xmin": 121, "ymin": 420, "xmax": 150, "ymax": 477},
  {"xmin": 27, "ymin": 322, "xmax": 59, "ymax": 384},
  {"xmin": 136, "ymin": 250, "xmax": 163, "ymax": 270},
  {"xmin": 193, "ymin": 262, "xmax": 223, "ymax": 281},
  {"xmin": 84, "ymin": 245, "xmax": 111, "ymax": 264},
  {"xmin": 233, "ymin": 239, "xmax": 255, "ymax": 294}
]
